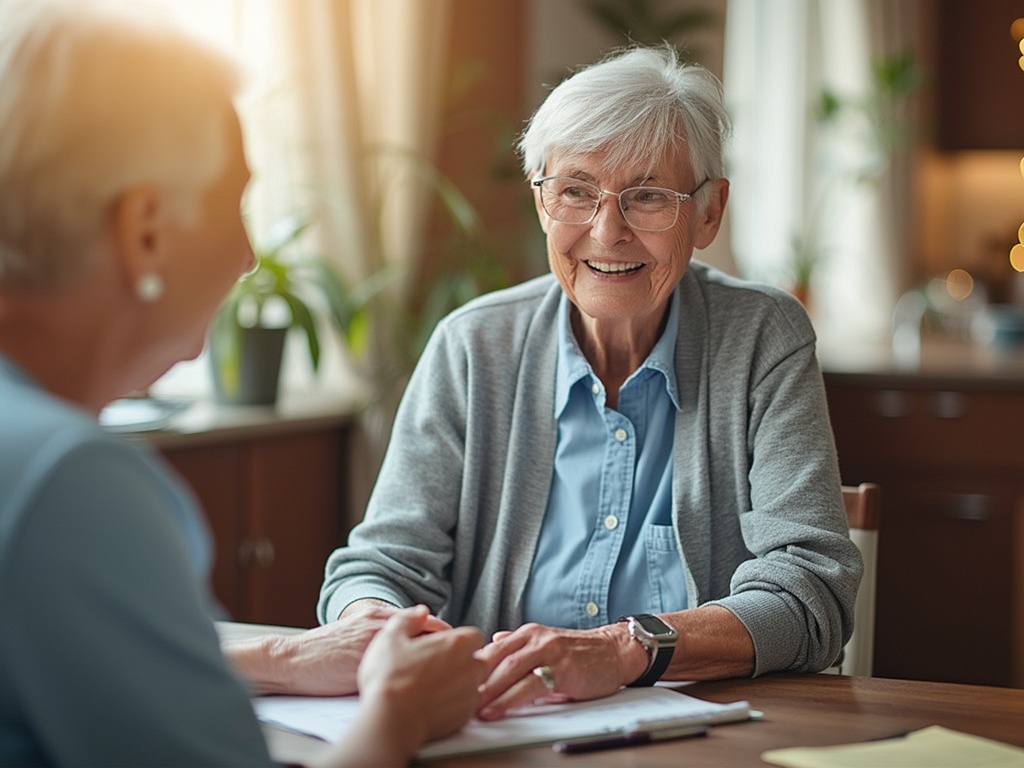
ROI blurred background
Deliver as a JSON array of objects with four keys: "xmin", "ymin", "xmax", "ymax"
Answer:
[
  {"xmin": 122, "ymin": 0, "xmax": 1024, "ymax": 691},
  {"xmin": 152, "ymin": 0, "xmax": 1024, "ymax": 403}
]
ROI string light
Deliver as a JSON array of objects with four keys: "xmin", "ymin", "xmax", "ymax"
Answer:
[{"xmin": 1015, "ymin": 24, "xmax": 1024, "ymax": 271}]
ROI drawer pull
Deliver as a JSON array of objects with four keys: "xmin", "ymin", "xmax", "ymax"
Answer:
[
  {"xmin": 875, "ymin": 390, "xmax": 908, "ymax": 418},
  {"xmin": 933, "ymin": 391, "xmax": 966, "ymax": 419},
  {"xmin": 946, "ymin": 494, "xmax": 991, "ymax": 521},
  {"xmin": 239, "ymin": 538, "xmax": 276, "ymax": 567}
]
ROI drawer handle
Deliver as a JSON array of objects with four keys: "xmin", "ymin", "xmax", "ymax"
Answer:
[
  {"xmin": 238, "ymin": 538, "xmax": 276, "ymax": 567},
  {"xmin": 933, "ymin": 391, "xmax": 965, "ymax": 419},
  {"xmin": 945, "ymin": 494, "xmax": 991, "ymax": 521},
  {"xmin": 875, "ymin": 390, "xmax": 908, "ymax": 418}
]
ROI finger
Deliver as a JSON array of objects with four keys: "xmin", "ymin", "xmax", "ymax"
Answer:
[
  {"xmin": 420, "ymin": 614, "xmax": 454, "ymax": 633},
  {"xmin": 382, "ymin": 605, "xmax": 430, "ymax": 638},
  {"xmin": 449, "ymin": 625, "xmax": 486, "ymax": 652},
  {"xmin": 474, "ymin": 626, "xmax": 532, "ymax": 667},
  {"xmin": 477, "ymin": 667, "xmax": 555, "ymax": 721}
]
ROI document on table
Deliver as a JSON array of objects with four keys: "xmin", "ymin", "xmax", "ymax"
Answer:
[
  {"xmin": 252, "ymin": 685, "xmax": 752, "ymax": 760},
  {"xmin": 762, "ymin": 725, "xmax": 1024, "ymax": 768}
]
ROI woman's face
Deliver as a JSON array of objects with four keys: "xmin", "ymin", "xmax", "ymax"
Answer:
[
  {"xmin": 157, "ymin": 108, "xmax": 254, "ymax": 363},
  {"xmin": 534, "ymin": 148, "xmax": 726, "ymax": 333}
]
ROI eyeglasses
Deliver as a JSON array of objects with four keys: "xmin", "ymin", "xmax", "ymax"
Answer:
[{"xmin": 531, "ymin": 176, "xmax": 708, "ymax": 232}]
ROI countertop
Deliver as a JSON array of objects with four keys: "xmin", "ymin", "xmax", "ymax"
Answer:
[
  {"xmin": 819, "ymin": 338, "xmax": 1024, "ymax": 390},
  {"xmin": 104, "ymin": 386, "xmax": 364, "ymax": 449}
]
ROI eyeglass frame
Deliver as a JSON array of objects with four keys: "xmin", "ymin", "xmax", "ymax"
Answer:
[{"xmin": 531, "ymin": 175, "xmax": 709, "ymax": 232}]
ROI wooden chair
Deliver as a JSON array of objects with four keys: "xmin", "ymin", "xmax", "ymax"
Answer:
[{"xmin": 838, "ymin": 482, "xmax": 881, "ymax": 676}]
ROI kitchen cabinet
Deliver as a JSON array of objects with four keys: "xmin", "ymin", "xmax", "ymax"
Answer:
[
  {"xmin": 139, "ymin": 401, "xmax": 354, "ymax": 628},
  {"xmin": 935, "ymin": 0, "xmax": 1024, "ymax": 150},
  {"xmin": 823, "ymin": 360, "xmax": 1024, "ymax": 688}
]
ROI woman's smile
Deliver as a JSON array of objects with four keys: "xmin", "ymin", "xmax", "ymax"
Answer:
[{"xmin": 584, "ymin": 259, "xmax": 645, "ymax": 276}]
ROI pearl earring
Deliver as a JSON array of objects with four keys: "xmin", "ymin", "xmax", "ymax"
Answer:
[{"xmin": 136, "ymin": 272, "xmax": 165, "ymax": 303}]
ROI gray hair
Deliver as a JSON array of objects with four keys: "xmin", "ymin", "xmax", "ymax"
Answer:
[
  {"xmin": 0, "ymin": 0, "xmax": 241, "ymax": 289},
  {"xmin": 518, "ymin": 45, "xmax": 730, "ymax": 201}
]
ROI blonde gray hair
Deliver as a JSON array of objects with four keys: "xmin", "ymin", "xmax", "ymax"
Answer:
[{"xmin": 0, "ymin": 0, "xmax": 241, "ymax": 289}]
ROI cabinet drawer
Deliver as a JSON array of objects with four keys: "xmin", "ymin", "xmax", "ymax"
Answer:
[
  {"xmin": 872, "ymin": 476, "xmax": 1016, "ymax": 686},
  {"xmin": 826, "ymin": 386, "xmax": 1024, "ymax": 469}
]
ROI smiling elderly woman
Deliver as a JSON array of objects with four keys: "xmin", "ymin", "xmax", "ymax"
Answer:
[{"xmin": 319, "ymin": 45, "xmax": 863, "ymax": 719}]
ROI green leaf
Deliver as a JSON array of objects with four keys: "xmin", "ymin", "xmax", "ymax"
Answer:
[{"xmin": 281, "ymin": 292, "xmax": 321, "ymax": 371}]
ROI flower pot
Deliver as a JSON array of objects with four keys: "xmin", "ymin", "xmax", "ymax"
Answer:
[{"xmin": 209, "ymin": 326, "xmax": 288, "ymax": 406}]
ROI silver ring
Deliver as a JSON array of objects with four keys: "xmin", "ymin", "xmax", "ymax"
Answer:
[{"xmin": 532, "ymin": 665, "xmax": 556, "ymax": 691}]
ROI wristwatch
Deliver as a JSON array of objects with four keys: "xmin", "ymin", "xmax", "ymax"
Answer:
[{"xmin": 617, "ymin": 614, "xmax": 678, "ymax": 687}]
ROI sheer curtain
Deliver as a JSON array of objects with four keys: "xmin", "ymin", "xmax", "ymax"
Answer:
[
  {"xmin": 283, "ymin": 0, "xmax": 454, "ymax": 506},
  {"xmin": 153, "ymin": 0, "xmax": 455, "ymax": 506},
  {"xmin": 723, "ymin": 0, "xmax": 907, "ymax": 346}
]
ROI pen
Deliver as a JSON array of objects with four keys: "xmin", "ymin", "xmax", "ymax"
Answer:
[{"xmin": 552, "ymin": 724, "xmax": 709, "ymax": 754}]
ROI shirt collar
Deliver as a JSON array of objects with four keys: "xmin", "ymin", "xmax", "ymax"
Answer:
[{"xmin": 554, "ymin": 287, "xmax": 682, "ymax": 416}]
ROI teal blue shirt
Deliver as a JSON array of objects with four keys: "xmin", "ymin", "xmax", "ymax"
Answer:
[
  {"xmin": 521, "ymin": 290, "xmax": 688, "ymax": 628},
  {"xmin": 0, "ymin": 355, "xmax": 272, "ymax": 767}
]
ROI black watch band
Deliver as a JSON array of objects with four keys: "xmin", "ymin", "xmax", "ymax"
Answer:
[
  {"xmin": 618, "ymin": 614, "xmax": 678, "ymax": 687},
  {"xmin": 630, "ymin": 641, "xmax": 674, "ymax": 687}
]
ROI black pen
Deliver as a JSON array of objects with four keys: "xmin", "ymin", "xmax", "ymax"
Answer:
[{"xmin": 552, "ymin": 724, "xmax": 709, "ymax": 754}]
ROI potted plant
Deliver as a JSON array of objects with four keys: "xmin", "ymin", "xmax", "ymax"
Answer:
[{"xmin": 209, "ymin": 215, "xmax": 370, "ymax": 405}]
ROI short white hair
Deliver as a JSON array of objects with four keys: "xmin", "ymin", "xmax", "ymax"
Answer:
[
  {"xmin": 0, "ymin": 0, "xmax": 242, "ymax": 289},
  {"xmin": 518, "ymin": 45, "xmax": 730, "ymax": 201}
]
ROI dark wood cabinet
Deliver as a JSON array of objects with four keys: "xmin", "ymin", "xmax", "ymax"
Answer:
[
  {"xmin": 935, "ymin": 0, "xmax": 1024, "ymax": 150},
  {"xmin": 151, "ymin": 414, "xmax": 351, "ymax": 628},
  {"xmin": 824, "ymin": 375, "xmax": 1024, "ymax": 687}
]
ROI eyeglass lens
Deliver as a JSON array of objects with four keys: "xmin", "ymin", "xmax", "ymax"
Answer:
[{"xmin": 538, "ymin": 177, "xmax": 681, "ymax": 231}]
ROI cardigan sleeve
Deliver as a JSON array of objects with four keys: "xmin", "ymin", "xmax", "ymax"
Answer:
[
  {"xmin": 318, "ymin": 319, "xmax": 469, "ymax": 623},
  {"xmin": 700, "ymin": 289, "xmax": 863, "ymax": 675}
]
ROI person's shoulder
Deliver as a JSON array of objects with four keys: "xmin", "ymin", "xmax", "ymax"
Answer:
[
  {"xmin": 450, "ymin": 273, "xmax": 557, "ymax": 318},
  {"xmin": 437, "ymin": 273, "xmax": 559, "ymax": 338},
  {"xmin": 0, "ymin": 375, "xmax": 148, "ymax": 517},
  {"xmin": 687, "ymin": 261, "xmax": 811, "ymax": 328},
  {"xmin": 689, "ymin": 260, "xmax": 799, "ymax": 305}
]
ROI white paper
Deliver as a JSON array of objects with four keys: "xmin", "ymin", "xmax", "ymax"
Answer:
[{"xmin": 252, "ymin": 686, "xmax": 750, "ymax": 760}]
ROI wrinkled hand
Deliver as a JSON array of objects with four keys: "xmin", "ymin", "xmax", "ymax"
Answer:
[
  {"xmin": 357, "ymin": 606, "xmax": 486, "ymax": 746},
  {"xmin": 224, "ymin": 603, "xmax": 450, "ymax": 696},
  {"xmin": 474, "ymin": 622, "xmax": 640, "ymax": 721}
]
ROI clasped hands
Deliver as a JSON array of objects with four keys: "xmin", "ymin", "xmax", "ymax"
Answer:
[
  {"xmin": 226, "ymin": 602, "xmax": 648, "ymax": 738},
  {"xmin": 308, "ymin": 601, "xmax": 648, "ymax": 720}
]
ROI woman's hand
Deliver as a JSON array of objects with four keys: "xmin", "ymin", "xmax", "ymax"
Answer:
[
  {"xmin": 473, "ymin": 621, "xmax": 648, "ymax": 721},
  {"xmin": 223, "ymin": 602, "xmax": 451, "ymax": 696},
  {"xmin": 347, "ymin": 606, "xmax": 487, "ymax": 762}
]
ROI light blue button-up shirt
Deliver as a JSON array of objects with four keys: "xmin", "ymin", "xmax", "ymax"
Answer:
[{"xmin": 521, "ymin": 290, "xmax": 688, "ymax": 629}]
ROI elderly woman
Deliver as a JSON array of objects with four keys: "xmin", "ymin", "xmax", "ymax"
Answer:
[
  {"xmin": 0, "ymin": 1, "xmax": 484, "ymax": 765},
  {"xmin": 319, "ymin": 45, "xmax": 863, "ymax": 719}
]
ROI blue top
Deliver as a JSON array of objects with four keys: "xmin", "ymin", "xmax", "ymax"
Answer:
[
  {"xmin": 0, "ymin": 355, "xmax": 273, "ymax": 767},
  {"xmin": 521, "ymin": 291, "xmax": 688, "ymax": 628}
]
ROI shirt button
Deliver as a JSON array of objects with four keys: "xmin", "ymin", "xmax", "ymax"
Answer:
[
  {"xmin": 585, "ymin": 601, "xmax": 599, "ymax": 617},
  {"xmin": 614, "ymin": 428, "xmax": 628, "ymax": 442},
  {"xmin": 591, "ymin": 382, "xmax": 600, "ymax": 395},
  {"xmin": 604, "ymin": 515, "xmax": 619, "ymax": 530}
]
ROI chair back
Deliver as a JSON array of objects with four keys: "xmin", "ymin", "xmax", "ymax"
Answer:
[{"xmin": 840, "ymin": 483, "xmax": 881, "ymax": 677}]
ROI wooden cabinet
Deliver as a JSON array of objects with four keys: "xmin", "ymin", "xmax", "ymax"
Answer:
[
  {"xmin": 935, "ymin": 0, "xmax": 1024, "ymax": 150},
  {"xmin": 151, "ymin": 416, "xmax": 351, "ymax": 628},
  {"xmin": 824, "ymin": 375, "xmax": 1024, "ymax": 687}
]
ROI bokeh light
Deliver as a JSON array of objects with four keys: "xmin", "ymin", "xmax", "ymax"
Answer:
[
  {"xmin": 1010, "ymin": 244, "xmax": 1024, "ymax": 272},
  {"xmin": 945, "ymin": 268, "xmax": 974, "ymax": 300}
]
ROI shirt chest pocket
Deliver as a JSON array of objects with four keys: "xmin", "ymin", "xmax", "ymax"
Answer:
[{"xmin": 644, "ymin": 524, "xmax": 688, "ymax": 613}]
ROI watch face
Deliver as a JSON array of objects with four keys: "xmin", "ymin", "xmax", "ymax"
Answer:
[{"xmin": 633, "ymin": 614, "xmax": 678, "ymax": 640}]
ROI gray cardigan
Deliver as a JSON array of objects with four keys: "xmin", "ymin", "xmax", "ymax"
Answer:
[{"xmin": 319, "ymin": 262, "xmax": 863, "ymax": 675}]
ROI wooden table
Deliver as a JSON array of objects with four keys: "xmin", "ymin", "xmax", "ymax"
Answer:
[{"xmin": 219, "ymin": 624, "xmax": 1024, "ymax": 766}]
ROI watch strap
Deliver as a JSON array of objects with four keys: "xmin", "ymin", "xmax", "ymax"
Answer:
[
  {"xmin": 629, "ymin": 642, "xmax": 674, "ymax": 687},
  {"xmin": 619, "ymin": 615, "xmax": 676, "ymax": 687}
]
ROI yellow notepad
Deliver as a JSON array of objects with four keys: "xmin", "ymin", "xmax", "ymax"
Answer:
[{"xmin": 762, "ymin": 725, "xmax": 1024, "ymax": 768}]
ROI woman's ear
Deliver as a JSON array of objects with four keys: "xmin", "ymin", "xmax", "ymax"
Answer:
[
  {"xmin": 109, "ymin": 185, "xmax": 166, "ymax": 300},
  {"xmin": 692, "ymin": 178, "xmax": 729, "ymax": 250}
]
